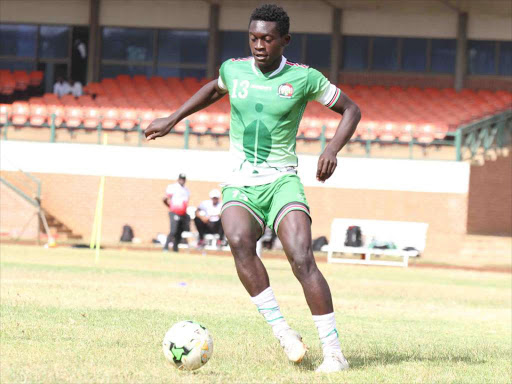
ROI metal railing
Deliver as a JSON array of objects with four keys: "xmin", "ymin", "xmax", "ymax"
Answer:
[
  {"xmin": 0, "ymin": 167, "xmax": 47, "ymax": 244},
  {"xmin": 6, "ymin": 109, "xmax": 507, "ymax": 160},
  {"xmin": 449, "ymin": 110, "xmax": 512, "ymax": 161}
]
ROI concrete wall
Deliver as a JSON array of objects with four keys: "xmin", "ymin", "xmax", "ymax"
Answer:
[
  {"xmin": 467, "ymin": 153, "xmax": 512, "ymax": 236},
  {"xmin": 1, "ymin": 0, "xmax": 510, "ymax": 40},
  {"xmin": 0, "ymin": 182, "xmax": 39, "ymax": 239},
  {"xmin": 0, "ymin": 0, "xmax": 89, "ymax": 25},
  {"xmin": 0, "ymin": 141, "xmax": 471, "ymax": 247},
  {"xmin": 0, "ymin": 171, "xmax": 468, "ymax": 246}
]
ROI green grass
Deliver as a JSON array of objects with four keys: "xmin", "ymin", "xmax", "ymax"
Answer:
[{"xmin": 1, "ymin": 244, "xmax": 511, "ymax": 383}]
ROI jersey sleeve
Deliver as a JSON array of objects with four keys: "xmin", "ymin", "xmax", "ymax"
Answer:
[
  {"xmin": 217, "ymin": 60, "xmax": 229, "ymax": 94},
  {"xmin": 305, "ymin": 68, "xmax": 341, "ymax": 109}
]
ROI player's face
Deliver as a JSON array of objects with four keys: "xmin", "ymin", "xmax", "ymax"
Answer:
[{"xmin": 248, "ymin": 20, "xmax": 290, "ymax": 70}]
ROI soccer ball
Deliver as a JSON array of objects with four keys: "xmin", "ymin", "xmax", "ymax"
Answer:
[{"xmin": 162, "ymin": 320, "xmax": 213, "ymax": 371}]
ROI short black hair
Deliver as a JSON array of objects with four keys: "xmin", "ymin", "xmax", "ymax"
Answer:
[{"xmin": 249, "ymin": 4, "xmax": 290, "ymax": 36}]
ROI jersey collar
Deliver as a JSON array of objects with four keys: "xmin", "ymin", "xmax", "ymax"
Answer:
[{"xmin": 251, "ymin": 56, "xmax": 287, "ymax": 78}]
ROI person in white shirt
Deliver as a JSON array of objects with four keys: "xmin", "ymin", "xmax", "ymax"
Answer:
[
  {"xmin": 70, "ymin": 79, "xmax": 83, "ymax": 97},
  {"xmin": 53, "ymin": 77, "xmax": 71, "ymax": 98},
  {"xmin": 194, "ymin": 189, "xmax": 224, "ymax": 248},
  {"xmin": 163, "ymin": 173, "xmax": 190, "ymax": 252}
]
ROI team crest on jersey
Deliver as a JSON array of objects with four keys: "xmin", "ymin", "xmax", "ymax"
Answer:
[{"xmin": 278, "ymin": 83, "xmax": 294, "ymax": 98}]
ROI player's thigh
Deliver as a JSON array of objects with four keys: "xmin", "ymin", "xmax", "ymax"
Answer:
[
  {"xmin": 268, "ymin": 175, "xmax": 311, "ymax": 234},
  {"xmin": 221, "ymin": 206, "xmax": 262, "ymax": 250}
]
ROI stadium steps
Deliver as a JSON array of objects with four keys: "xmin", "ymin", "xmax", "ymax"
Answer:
[{"xmin": 43, "ymin": 211, "xmax": 83, "ymax": 240}]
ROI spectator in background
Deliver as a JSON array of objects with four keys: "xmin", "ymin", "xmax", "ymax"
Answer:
[
  {"xmin": 70, "ymin": 78, "xmax": 83, "ymax": 97},
  {"xmin": 53, "ymin": 76, "xmax": 71, "ymax": 97},
  {"xmin": 163, "ymin": 173, "xmax": 190, "ymax": 252},
  {"xmin": 194, "ymin": 189, "xmax": 224, "ymax": 248}
]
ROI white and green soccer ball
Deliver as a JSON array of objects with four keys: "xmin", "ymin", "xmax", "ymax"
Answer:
[{"xmin": 162, "ymin": 320, "xmax": 213, "ymax": 371}]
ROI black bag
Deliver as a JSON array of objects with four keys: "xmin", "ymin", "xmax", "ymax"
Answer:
[
  {"xmin": 120, "ymin": 225, "xmax": 134, "ymax": 242},
  {"xmin": 344, "ymin": 226, "xmax": 362, "ymax": 247},
  {"xmin": 312, "ymin": 236, "xmax": 328, "ymax": 251}
]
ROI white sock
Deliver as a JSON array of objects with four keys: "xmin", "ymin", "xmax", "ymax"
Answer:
[
  {"xmin": 250, "ymin": 287, "xmax": 291, "ymax": 338},
  {"xmin": 313, "ymin": 312, "xmax": 342, "ymax": 356}
]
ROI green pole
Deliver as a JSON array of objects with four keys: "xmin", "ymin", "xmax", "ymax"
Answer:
[
  {"xmin": 97, "ymin": 122, "xmax": 102, "ymax": 144},
  {"xmin": 365, "ymin": 128, "xmax": 371, "ymax": 157},
  {"xmin": 137, "ymin": 121, "xmax": 142, "ymax": 147},
  {"xmin": 184, "ymin": 120, "xmax": 190, "ymax": 149},
  {"xmin": 3, "ymin": 110, "xmax": 8, "ymax": 140},
  {"xmin": 454, "ymin": 129, "xmax": 462, "ymax": 161},
  {"xmin": 320, "ymin": 125, "xmax": 326, "ymax": 152},
  {"xmin": 50, "ymin": 114, "xmax": 56, "ymax": 143}
]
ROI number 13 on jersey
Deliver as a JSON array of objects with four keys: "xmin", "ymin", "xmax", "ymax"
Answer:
[{"xmin": 232, "ymin": 79, "xmax": 250, "ymax": 99}]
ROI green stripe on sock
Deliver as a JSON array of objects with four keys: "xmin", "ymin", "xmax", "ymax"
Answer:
[
  {"xmin": 267, "ymin": 316, "xmax": 284, "ymax": 322},
  {"xmin": 322, "ymin": 328, "xmax": 339, "ymax": 339},
  {"xmin": 258, "ymin": 306, "xmax": 279, "ymax": 312}
]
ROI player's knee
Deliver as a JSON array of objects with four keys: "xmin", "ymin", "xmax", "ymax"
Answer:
[
  {"xmin": 290, "ymin": 252, "xmax": 316, "ymax": 280},
  {"xmin": 226, "ymin": 232, "xmax": 254, "ymax": 254}
]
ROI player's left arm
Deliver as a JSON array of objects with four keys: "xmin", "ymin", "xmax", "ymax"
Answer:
[{"xmin": 316, "ymin": 91, "xmax": 361, "ymax": 182}]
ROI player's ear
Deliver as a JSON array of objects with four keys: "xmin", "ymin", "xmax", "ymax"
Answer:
[{"xmin": 281, "ymin": 34, "xmax": 291, "ymax": 47}]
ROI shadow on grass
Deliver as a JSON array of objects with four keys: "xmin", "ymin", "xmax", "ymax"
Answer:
[
  {"xmin": 348, "ymin": 351, "xmax": 487, "ymax": 369},
  {"xmin": 294, "ymin": 351, "xmax": 487, "ymax": 372}
]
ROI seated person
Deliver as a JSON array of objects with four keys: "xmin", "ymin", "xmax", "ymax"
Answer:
[{"xmin": 194, "ymin": 189, "xmax": 224, "ymax": 247}]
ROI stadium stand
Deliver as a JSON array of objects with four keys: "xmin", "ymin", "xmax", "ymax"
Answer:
[
  {"xmin": 1, "ymin": 74, "xmax": 510, "ymax": 144},
  {"xmin": 0, "ymin": 70, "xmax": 44, "ymax": 102}
]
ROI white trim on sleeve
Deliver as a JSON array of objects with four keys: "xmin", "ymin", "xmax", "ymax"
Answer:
[
  {"xmin": 315, "ymin": 83, "xmax": 338, "ymax": 105},
  {"xmin": 217, "ymin": 76, "xmax": 228, "ymax": 93}
]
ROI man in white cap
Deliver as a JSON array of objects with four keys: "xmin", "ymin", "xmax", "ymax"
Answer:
[{"xmin": 194, "ymin": 189, "xmax": 224, "ymax": 248}]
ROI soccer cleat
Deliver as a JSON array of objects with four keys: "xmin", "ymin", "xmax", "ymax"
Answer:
[
  {"xmin": 278, "ymin": 329, "xmax": 308, "ymax": 363},
  {"xmin": 315, "ymin": 352, "xmax": 349, "ymax": 373}
]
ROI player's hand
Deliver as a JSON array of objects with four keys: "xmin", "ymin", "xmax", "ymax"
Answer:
[
  {"xmin": 316, "ymin": 147, "xmax": 338, "ymax": 182},
  {"xmin": 145, "ymin": 116, "xmax": 176, "ymax": 140}
]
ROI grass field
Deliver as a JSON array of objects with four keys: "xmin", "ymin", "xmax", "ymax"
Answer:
[{"xmin": 1, "ymin": 244, "xmax": 511, "ymax": 383}]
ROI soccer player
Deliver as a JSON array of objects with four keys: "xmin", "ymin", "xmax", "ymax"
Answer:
[{"xmin": 145, "ymin": 4, "xmax": 361, "ymax": 373}]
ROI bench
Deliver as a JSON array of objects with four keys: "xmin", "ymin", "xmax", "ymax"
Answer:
[{"xmin": 326, "ymin": 218, "xmax": 428, "ymax": 267}]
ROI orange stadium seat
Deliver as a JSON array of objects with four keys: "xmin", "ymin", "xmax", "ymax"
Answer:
[
  {"xmin": 64, "ymin": 106, "xmax": 84, "ymax": 128},
  {"xmin": 139, "ymin": 109, "xmax": 155, "ymax": 130},
  {"xmin": 0, "ymin": 104, "xmax": 12, "ymax": 124},
  {"xmin": 101, "ymin": 108, "xmax": 119, "ymax": 129},
  {"xmin": 29, "ymin": 102, "xmax": 48, "ymax": 126},
  {"xmin": 11, "ymin": 102, "xmax": 30, "ymax": 125},
  {"xmin": 189, "ymin": 111, "xmax": 209, "ymax": 134},
  {"xmin": 118, "ymin": 108, "xmax": 138, "ymax": 130},
  {"xmin": 83, "ymin": 107, "xmax": 101, "ymax": 129},
  {"xmin": 210, "ymin": 113, "xmax": 230, "ymax": 135},
  {"xmin": 46, "ymin": 104, "xmax": 65, "ymax": 127},
  {"xmin": 0, "ymin": 72, "xmax": 16, "ymax": 96},
  {"xmin": 29, "ymin": 71, "xmax": 44, "ymax": 87},
  {"xmin": 13, "ymin": 70, "xmax": 30, "ymax": 91}
]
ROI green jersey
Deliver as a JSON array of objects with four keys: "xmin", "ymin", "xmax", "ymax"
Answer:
[{"xmin": 218, "ymin": 56, "xmax": 341, "ymax": 186}]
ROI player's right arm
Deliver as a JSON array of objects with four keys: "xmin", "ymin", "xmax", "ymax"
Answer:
[{"xmin": 145, "ymin": 79, "xmax": 227, "ymax": 140}]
